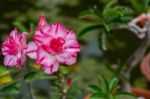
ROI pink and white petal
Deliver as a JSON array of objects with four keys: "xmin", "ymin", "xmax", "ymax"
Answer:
[
  {"xmin": 38, "ymin": 14, "xmax": 47, "ymax": 26},
  {"xmin": 36, "ymin": 48, "xmax": 56, "ymax": 67},
  {"xmin": 15, "ymin": 52, "xmax": 26, "ymax": 67},
  {"xmin": 64, "ymin": 32, "xmax": 80, "ymax": 52},
  {"xmin": 65, "ymin": 31, "xmax": 77, "ymax": 40},
  {"xmin": 42, "ymin": 62, "xmax": 59, "ymax": 74},
  {"xmin": 1, "ymin": 43, "xmax": 9, "ymax": 55},
  {"xmin": 64, "ymin": 40, "xmax": 80, "ymax": 51},
  {"xmin": 56, "ymin": 52, "xmax": 77, "ymax": 65},
  {"xmin": 9, "ymin": 28, "xmax": 18, "ymax": 40},
  {"xmin": 34, "ymin": 28, "xmax": 51, "ymax": 46},
  {"xmin": 50, "ymin": 22, "xmax": 68, "ymax": 37},
  {"xmin": 19, "ymin": 32, "xmax": 28, "ymax": 44},
  {"xmin": 4, "ymin": 55, "xmax": 18, "ymax": 66},
  {"xmin": 26, "ymin": 41, "xmax": 38, "ymax": 59}
]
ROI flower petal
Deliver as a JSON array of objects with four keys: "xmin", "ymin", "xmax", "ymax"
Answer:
[
  {"xmin": 37, "ymin": 48, "xmax": 56, "ymax": 67},
  {"xmin": 64, "ymin": 31, "xmax": 80, "ymax": 52},
  {"xmin": 34, "ymin": 25, "xmax": 51, "ymax": 46},
  {"xmin": 38, "ymin": 13, "xmax": 47, "ymax": 26},
  {"xmin": 50, "ymin": 22, "xmax": 68, "ymax": 38},
  {"xmin": 56, "ymin": 51, "xmax": 77, "ymax": 65},
  {"xmin": 42, "ymin": 62, "xmax": 59, "ymax": 74},
  {"xmin": 4, "ymin": 55, "xmax": 17, "ymax": 66},
  {"xmin": 26, "ymin": 41, "xmax": 38, "ymax": 59}
]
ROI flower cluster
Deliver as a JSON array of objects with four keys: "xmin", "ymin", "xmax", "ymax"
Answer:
[{"xmin": 1, "ymin": 14, "xmax": 80, "ymax": 74}]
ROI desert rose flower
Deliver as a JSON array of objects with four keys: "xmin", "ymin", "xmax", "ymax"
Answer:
[
  {"xmin": 128, "ymin": 13, "xmax": 150, "ymax": 39},
  {"xmin": 1, "ymin": 29, "xmax": 28, "ymax": 68},
  {"xmin": 27, "ymin": 14, "xmax": 80, "ymax": 74}
]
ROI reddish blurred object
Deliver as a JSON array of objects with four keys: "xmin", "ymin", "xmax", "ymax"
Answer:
[
  {"xmin": 132, "ymin": 87, "xmax": 150, "ymax": 99},
  {"xmin": 141, "ymin": 53, "xmax": 150, "ymax": 81},
  {"xmin": 66, "ymin": 77, "xmax": 72, "ymax": 86}
]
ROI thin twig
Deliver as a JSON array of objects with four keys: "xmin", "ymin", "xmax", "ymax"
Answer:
[
  {"xmin": 123, "ymin": 22, "xmax": 150, "ymax": 78},
  {"xmin": 24, "ymin": 62, "xmax": 36, "ymax": 99},
  {"xmin": 28, "ymin": 83, "xmax": 36, "ymax": 99}
]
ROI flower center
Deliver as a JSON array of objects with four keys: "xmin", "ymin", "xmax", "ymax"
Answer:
[
  {"xmin": 50, "ymin": 37, "xmax": 65, "ymax": 53},
  {"xmin": 6, "ymin": 42, "xmax": 19, "ymax": 55}
]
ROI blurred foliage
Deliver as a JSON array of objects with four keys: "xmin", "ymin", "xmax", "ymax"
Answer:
[
  {"xmin": 0, "ymin": 0, "xmax": 150, "ymax": 99},
  {"xmin": 88, "ymin": 76, "xmax": 136, "ymax": 99}
]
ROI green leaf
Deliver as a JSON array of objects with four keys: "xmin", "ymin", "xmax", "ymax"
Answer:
[
  {"xmin": 103, "ymin": 22, "xmax": 113, "ymax": 33},
  {"xmin": 90, "ymin": 93, "xmax": 105, "ymax": 99},
  {"xmin": 129, "ymin": 0, "xmax": 145, "ymax": 13},
  {"xmin": 60, "ymin": 66, "xmax": 71, "ymax": 74},
  {"xmin": 144, "ymin": 0, "xmax": 150, "ymax": 8},
  {"xmin": 28, "ymin": 23, "xmax": 35, "ymax": 40},
  {"xmin": 79, "ymin": 7, "xmax": 101, "ymax": 19},
  {"xmin": 109, "ymin": 77, "xmax": 119, "ymax": 92},
  {"xmin": 79, "ymin": 25, "xmax": 102, "ymax": 37},
  {"xmin": 3, "ymin": 96, "xmax": 14, "ymax": 99},
  {"xmin": 88, "ymin": 85, "xmax": 102, "ymax": 93},
  {"xmin": 103, "ymin": 0, "xmax": 118, "ymax": 15},
  {"xmin": 0, "ymin": 82, "xmax": 20, "ymax": 94},
  {"xmin": 13, "ymin": 22, "xmax": 27, "ymax": 32},
  {"xmin": 24, "ymin": 71, "xmax": 57, "ymax": 83},
  {"xmin": 97, "ymin": 76, "xmax": 109, "ymax": 94},
  {"xmin": 98, "ymin": 32, "xmax": 107, "ymax": 51},
  {"xmin": 103, "ymin": 6, "xmax": 132, "ymax": 22},
  {"xmin": 115, "ymin": 92, "xmax": 136, "ymax": 99},
  {"xmin": 104, "ymin": 0, "xmax": 118, "ymax": 9}
]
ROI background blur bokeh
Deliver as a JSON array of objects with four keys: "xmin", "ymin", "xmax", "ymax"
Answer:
[{"xmin": 0, "ymin": 0, "xmax": 149, "ymax": 99}]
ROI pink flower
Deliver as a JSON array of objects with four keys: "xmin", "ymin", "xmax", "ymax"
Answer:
[
  {"xmin": 1, "ymin": 29, "xmax": 28, "ymax": 68},
  {"xmin": 27, "ymin": 14, "xmax": 80, "ymax": 74}
]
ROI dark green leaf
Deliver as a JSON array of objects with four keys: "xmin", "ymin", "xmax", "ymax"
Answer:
[
  {"xmin": 90, "ymin": 93, "xmax": 105, "ymax": 99},
  {"xmin": 104, "ymin": 0, "xmax": 118, "ymax": 9},
  {"xmin": 98, "ymin": 32, "xmax": 103, "ymax": 50},
  {"xmin": 0, "ymin": 82, "xmax": 20, "ymax": 94},
  {"xmin": 103, "ymin": 23, "xmax": 112, "ymax": 32},
  {"xmin": 13, "ymin": 22, "xmax": 27, "ymax": 32},
  {"xmin": 79, "ymin": 25, "xmax": 102, "ymax": 37},
  {"xmin": 87, "ymin": 85, "xmax": 102, "ymax": 93},
  {"xmin": 115, "ymin": 92, "xmax": 136, "ymax": 99},
  {"xmin": 144, "ymin": 0, "xmax": 150, "ymax": 8},
  {"xmin": 79, "ymin": 7, "xmax": 101, "ymax": 19},
  {"xmin": 129, "ymin": 0, "xmax": 145, "ymax": 13},
  {"xmin": 24, "ymin": 71, "xmax": 57, "ymax": 83}
]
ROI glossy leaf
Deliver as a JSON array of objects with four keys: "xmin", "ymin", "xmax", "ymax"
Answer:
[
  {"xmin": 79, "ymin": 24, "xmax": 102, "ymax": 37},
  {"xmin": 79, "ymin": 7, "xmax": 101, "ymax": 19}
]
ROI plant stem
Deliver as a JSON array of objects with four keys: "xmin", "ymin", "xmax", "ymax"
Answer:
[
  {"xmin": 28, "ymin": 82, "xmax": 36, "ymax": 99},
  {"xmin": 24, "ymin": 62, "xmax": 36, "ymax": 99},
  {"xmin": 57, "ymin": 71, "xmax": 67, "ymax": 99},
  {"xmin": 124, "ymin": 22, "xmax": 150, "ymax": 78},
  {"xmin": 118, "ymin": 22, "xmax": 150, "ymax": 92}
]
